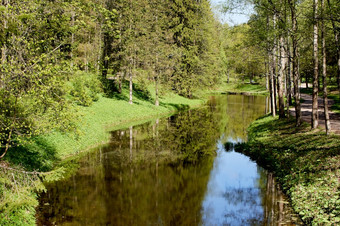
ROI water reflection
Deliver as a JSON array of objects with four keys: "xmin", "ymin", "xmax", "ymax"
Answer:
[{"xmin": 36, "ymin": 95, "xmax": 300, "ymax": 225}]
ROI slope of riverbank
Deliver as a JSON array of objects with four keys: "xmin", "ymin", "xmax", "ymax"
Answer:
[
  {"xmin": 236, "ymin": 116, "xmax": 340, "ymax": 225},
  {"xmin": 1, "ymin": 87, "xmax": 204, "ymax": 225},
  {"xmin": 0, "ymin": 81, "xmax": 268, "ymax": 225}
]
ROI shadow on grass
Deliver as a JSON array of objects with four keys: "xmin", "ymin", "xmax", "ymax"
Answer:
[
  {"xmin": 103, "ymin": 80, "xmax": 155, "ymax": 104},
  {"xmin": 160, "ymin": 103, "xmax": 190, "ymax": 111},
  {"xmin": 235, "ymin": 115, "xmax": 340, "ymax": 183},
  {"xmin": 5, "ymin": 136, "xmax": 60, "ymax": 172}
]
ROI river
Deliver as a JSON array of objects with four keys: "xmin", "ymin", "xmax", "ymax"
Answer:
[{"xmin": 36, "ymin": 94, "xmax": 301, "ymax": 225}]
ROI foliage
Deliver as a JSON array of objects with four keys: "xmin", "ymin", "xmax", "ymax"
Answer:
[
  {"xmin": 209, "ymin": 78, "xmax": 268, "ymax": 95},
  {"xmin": 0, "ymin": 166, "xmax": 44, "ymax": 226},
  {"xmin": 68, "ymin": 71, "xmax": 102, "ymax": 106},
  {"xmin": 222, "ymin": 23, "xmax": 266, "ymax": 83},
  {"xmin": 236, "ymin": 116, "xmax": 340, "ymax": 225}
]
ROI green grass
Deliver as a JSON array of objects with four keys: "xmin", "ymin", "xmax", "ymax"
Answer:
[
  {"xmin": 206, "ymin": 79, "xmax": 268, "ymax": 96},
  {"xmin": 6, "ymin": 84, "xmax": 203, "ymax": 171},
  {"xmin": 236, "ymin": 115, "xmax": 340, "ymax": 225},
  {"xmin": 1, "ymin": 83, "xmax": 203, "ymax": 225},
  {"xmin": 329, "ymin": 93, "xmax": 340, "ymax": 114}
]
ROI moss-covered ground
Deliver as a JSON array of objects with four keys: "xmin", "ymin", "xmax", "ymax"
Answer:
[{"xmin": 236, "ymin": 115, "xmax": 340, "ymax": 225}]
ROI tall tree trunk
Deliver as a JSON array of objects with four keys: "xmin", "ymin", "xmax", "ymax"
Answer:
[
  {"xmin": 289, "ymin": 0, "xmax": 302, "ymax": 126},
  {"xmin": 321, "ymin": 0, "xmax": 331, "ymax": 134},
  {"xmin": 155, "ymin": 75, "xmax": 159, "ymax": 106},
  {"xmin": 267, "ymin": 14, "xmax": 276, "ymax": 117},
  {"xmin": 270, "ymin": 55, "xmax": 276, "ymax": 117},
  {"xmin": 312, "ymin": 0, "xmax": 319, "ymax": 129},
  {"xmin": 326, "ymin": 0, "xmax": 340, "ymax": 99},
  {"xmin": 286, "ymin": 38, "xmax": 292, "ymax": 116},
  {"xmin": 265, "ymin": 61, "xmax": 269, "ymax": 90},
  {"xmin": 278, "ymin": 35, "xmax": 286, "ymax": 118},
  {"xmin": 273, "ymin": 15, "xmax": 278, "ymax": 114},
  {"xmin": 129, "ymin": 67, "xmax": 133, "ymax": 104},
  {"xmin": 118, "ymin": 72, "xmax": 123, "ymax": 93}
]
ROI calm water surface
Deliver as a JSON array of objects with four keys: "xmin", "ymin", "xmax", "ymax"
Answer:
[{"xmin": 36, "ymin": 95, "xmax": 301, "ymax": 225}]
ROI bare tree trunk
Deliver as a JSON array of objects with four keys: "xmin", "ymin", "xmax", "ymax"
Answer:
[
  {"xmin": 286, "ymin": 38, "xmax": 292, "ymax": 116},
  {"xmin": 118, "ymin": 72, "xmax": 123, "ymax": 93},
  {"xmin": 278, "ymin": 35, "xmax": 286, "ymax": 118},
  {"xmin": 267, "ymin": 14, "xmax": 276, "ymax": 117},
  {"xmin": 155, "ymin": 74, "xmax": 159, "ymax": 106},
  {"xmin": 321, "ymin": 0, "xmax": 331, "ymax": 134},
  {"xmin": 273, "ymin": 15, "xmax": 278, "ymax": 114},
  {"xmin": 312, "ymin": 0, "xmax": 319, "ymax": 129},
  {"xmin": 129, "ymin": 68, "xmax": 133, "ymax": 104},
  {"xmin": 289, "ymin": 0, "xmax": 302, "ymax": 126},
  {"xmin": 265, "ymin": 61, "xmax": 269, "ymax": 90},
  {"xmin": 270, "ymin": 56, "xmax": 276, "ymax": 117}
]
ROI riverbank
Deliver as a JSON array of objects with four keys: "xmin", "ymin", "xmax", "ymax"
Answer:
[
  {"xmin": 0, "ymin": 86, "xmax": 204, "ymax": 225},
  {"xmin": 206, "ymin": 80, "xmax": 268, "ymax": 96},
  {"xmin": 236, "ymin": 115, "xmax": 340, "ymax": 225},
  {"xmin": 0, "ymin": 81, "xmax": 268, "ymax": 225}
]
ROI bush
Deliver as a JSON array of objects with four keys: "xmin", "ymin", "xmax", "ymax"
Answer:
[{"xmin": 69, "ymin": 72, "xmax": 102, "ymax": 106}]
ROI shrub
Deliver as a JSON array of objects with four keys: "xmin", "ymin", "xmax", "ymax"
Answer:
[{"xmin": 69, "ymin": 72, "xmax": 102, "ymax": 106}]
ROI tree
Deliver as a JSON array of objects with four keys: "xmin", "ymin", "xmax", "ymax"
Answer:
[
  {"xmin": 321, "ymin": 0, "xmax": 331, "ymax": 134},
  {"xmin": 0, "ymin": 0, "xmax": 77, "ymax": 159},
  {"xmin": 288, "ymin": 0, "xmax": 302, "ymax": 126},
  {"xmin": 312, "ymin": 0, "xmax": 319, "ymax": 129}
]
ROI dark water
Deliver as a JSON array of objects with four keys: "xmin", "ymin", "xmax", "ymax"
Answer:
[{"xmin": 36, "ymin": 95, "xmax": 301, "ymax": 225}]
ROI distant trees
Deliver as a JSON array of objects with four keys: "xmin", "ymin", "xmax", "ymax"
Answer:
[
  {"xmin": 108, "ymin": 0, "xmax": 224, "ymax": 101},
  {"xmin": 223, "ymin": 0, "xmax": 338, "ymax": 130}
]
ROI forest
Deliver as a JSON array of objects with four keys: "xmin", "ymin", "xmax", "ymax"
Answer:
[
  {"xmin": 0, "ymin": 0, "xmax": 340, "ymax": 225},
  {"xmin": 0, "ymin": 0, "xmax": 225, "ymax": 161}
]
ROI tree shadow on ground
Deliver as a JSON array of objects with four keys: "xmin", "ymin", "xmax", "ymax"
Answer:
[
  {"xmin": 103, "ymin": 80, "xmax": 154, "ymax": 104},
  {"xmin": 160, "ymin": 102, "xmax": 190, "ymax": 111},
  {"xmin": 4, "ymin": 136, "xmax": 59, "ymax": 172}
]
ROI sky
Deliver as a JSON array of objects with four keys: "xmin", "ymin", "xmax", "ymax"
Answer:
[{"xmin": 209, "ymin": 0, "xmax": 253, "ymax": 26}]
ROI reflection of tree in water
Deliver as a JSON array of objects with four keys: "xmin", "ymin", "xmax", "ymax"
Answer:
[
  {"xmin": 210, "ymin": 95, "xmax": 268, "ymax": 143},
  {"xmin": 36, "ymin": 94, "xmax": 276, "ymax": 225},
  {"xmin": 261, "ymin": 173, "xmax": 303, "ymax": 225},
  {"xmin": 37, "ymin": 106, "xmax": 221, "ymax": 225}
]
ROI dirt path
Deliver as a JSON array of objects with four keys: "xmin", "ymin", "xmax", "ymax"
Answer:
[{"xmin": 290, "ymin": 91, "xmax": 340, "ymax": 134}]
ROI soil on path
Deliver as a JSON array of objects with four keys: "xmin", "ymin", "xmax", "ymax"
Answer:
[{"xmin": 290, "ymin": 90, "xmax": 340, "ymax": 134}]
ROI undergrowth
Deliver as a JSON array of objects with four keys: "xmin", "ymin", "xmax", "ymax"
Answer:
[{"xmin": 236, "ymin": 115, "xmax": 340, "ymax": 225}]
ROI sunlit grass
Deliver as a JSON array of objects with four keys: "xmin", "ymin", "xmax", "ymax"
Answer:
[
  {"xmin": 30, "ymin": 87, "xmax": 203, "ymax": 165},
  {"xmin": 207, "ymin": 78, "xmax": 268, "ymax": 95}
]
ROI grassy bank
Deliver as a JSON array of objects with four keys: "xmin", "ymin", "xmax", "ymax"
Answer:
[
  {"xmin": 236, "ymin": 115, "xmax": 340, "ymax": 225},
  {"xmin": 205, "ymin": 79, "xmax": 268, "ymax": 96},
  {"xmin": 1, "ymin": 85, "xmax": 203, "ymax": 225},
  {"xmin": 1, "ymin": 79, "xmax": 268, "ymax": 225}
]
